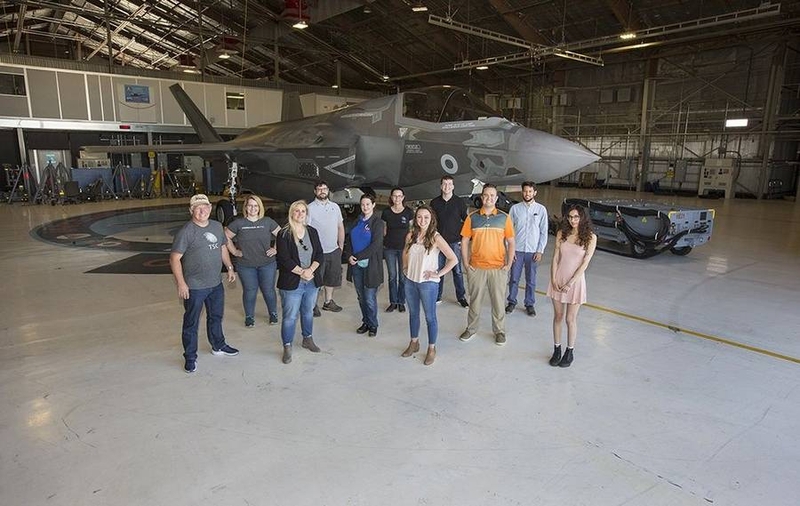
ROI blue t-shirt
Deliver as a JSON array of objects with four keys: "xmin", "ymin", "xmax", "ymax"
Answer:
[{"xmin": 350, "ymin": 216, "xmax": 373, "ymax": 255}]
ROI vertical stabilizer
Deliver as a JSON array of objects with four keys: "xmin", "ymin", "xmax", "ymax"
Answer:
[{"xmin": 169, "ymin": 84, "xmax": 223, "ymax": 143}]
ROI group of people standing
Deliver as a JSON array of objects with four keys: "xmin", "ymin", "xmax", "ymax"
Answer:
[{"xmin": 169, "ymin": 176, "xmax": 596, "ymax": 373}]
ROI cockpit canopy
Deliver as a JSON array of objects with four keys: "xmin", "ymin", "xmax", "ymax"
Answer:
[{"xmin": 402, "ymin": 86, "xmax": 501, "ymax": 123}]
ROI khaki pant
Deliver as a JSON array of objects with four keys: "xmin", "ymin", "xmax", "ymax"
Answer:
[{"xmin": 465, "ymin": 267, "xmax": 507, "ymax": 335}]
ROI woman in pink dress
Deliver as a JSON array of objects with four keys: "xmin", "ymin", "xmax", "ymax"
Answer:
[{"xmin": 546, "ymin": 204, "xmax": 597, "ymax": 367}]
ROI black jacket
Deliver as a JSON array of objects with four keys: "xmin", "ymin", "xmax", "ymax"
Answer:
[
  {"xmin": 276, "ymin": 226, "xmax": 324, "ymax": 290},
  {"xmin": 344, "ymin": 214, "xmax": 384, "ymax": 288}
]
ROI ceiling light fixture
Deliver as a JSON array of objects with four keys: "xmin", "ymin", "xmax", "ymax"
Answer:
[
  {"xmin": 476, "ymin": 65, "xmax": 489, "ymax": 70},
  {"xmin": 411, "ymin": 4, "xmax": 428, "ymax": 12},
  {"xmin": 332, "ymin": 84, "xmax": 339, "ymax": 89},
  {"xmin": 725, "ymin": 118, "xmax": 748, "ymax": 128},
  {"xmin": 381, "ymin": 75, "xmax": 390, "ymax": 81},
  {"xmin": 619, "ymin": 32, "xmax": 637, "ymax": 40},
  {"xmin": 218, "ymin": 53, "xmax": 232, "ymax": 59},
  {"xmin": 292, "ymin": 20, "xmax": 308, "ymax": 29}
]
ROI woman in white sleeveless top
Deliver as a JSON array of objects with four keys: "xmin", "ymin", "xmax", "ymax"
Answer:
[{"xmin": 401, "ymin": 205, "xmax": 459, "ymax": 365}]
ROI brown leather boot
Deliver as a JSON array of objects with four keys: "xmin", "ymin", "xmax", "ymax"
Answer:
[
  {"xmin": 424, "ymin": 346, "xmax": 436, "ymax": 365},
  {"xmin": 302, "ymin": 337, "xmax": 320, "ymax": 353},
  {"xmin": 401, "ymin": 340, "xmax": 420, "ymax": 357}
]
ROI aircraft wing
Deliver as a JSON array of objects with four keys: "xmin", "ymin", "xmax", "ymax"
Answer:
[{"xmin": 81, "ymin": 141, "xmax": 276, "ymax": 156}]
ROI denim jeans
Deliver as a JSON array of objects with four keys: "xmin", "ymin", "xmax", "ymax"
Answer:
[
  {"xmin": 181, "ymin": 282, "xmax": 226, "ymax": 360},
  {"xmin": 404, "ymin": 278, "xmax": 440, "ymax": 345},
  {"xmin": 438, "ymin": 241, "xmax": 466, "ymax": 301},
  {"xmin": 351, "ymin": 264, "xmax": 378, "ymax": 329},
  {"xmin": 507, "ymin": 251, "xmax": 539, "ymax": 307},
  {"xmin": 279, "ymin": 279, "xmax": 319, "ymax": 345},
  {"xmin": 384, "ymin": 249, "xmax": 405, "ymax": 304},
  {"xmin": 237, "ymin": 262, "xmax": 278, "ymax": 318}
]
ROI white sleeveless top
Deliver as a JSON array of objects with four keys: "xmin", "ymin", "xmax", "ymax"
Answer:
[{"xmin": 406, "ymin": 240, "xmax": 441, "ymax": 283}]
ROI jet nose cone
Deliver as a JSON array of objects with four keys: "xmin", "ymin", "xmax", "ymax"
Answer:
[{"xmin": 508, "ymin": 128, "xmax": 599, "ymax": 182}]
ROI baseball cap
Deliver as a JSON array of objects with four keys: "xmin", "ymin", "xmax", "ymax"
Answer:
[{"xmin": 189, "ymin": 194, "xmax": 211, "ymax": 209}]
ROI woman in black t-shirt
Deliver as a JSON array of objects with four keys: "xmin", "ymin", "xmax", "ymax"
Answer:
[{"xmin": 381, "ymin": 187, "xmax": 414, "ymax": 313}]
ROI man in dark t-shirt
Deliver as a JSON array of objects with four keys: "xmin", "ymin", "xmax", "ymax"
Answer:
[
  {"xmin": 429, "ymin": 175, "xmax": 469, "ymax": 307},
  {"xmin": 170, "ymin": 194, "xmax": 239, "ymax": 373}
]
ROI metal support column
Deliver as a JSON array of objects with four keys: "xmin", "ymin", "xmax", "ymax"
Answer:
[
  {"xmin": 16, "ymin": 128, "xmax": 27, "ymax": 166},
  {"xmin": 637, "ymin": 76, "xmax": 655, "ymax": 192},
  {"xmin": 757, "ymin": 43, "xmax": 785, "ymax": 199}
]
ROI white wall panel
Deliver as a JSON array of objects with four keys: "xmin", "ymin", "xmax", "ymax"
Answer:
[
  {"xmin": 87, "ymin": 75, "xmax": 102, "ymax": 121},
  {"xmin": 99, "ymin": 75, "xmax": 114, "ymax": 121},
  {"xmin": 205, "ymin": 85, "xmax": 225, "ymax": 128},
  {"xmin": 27, "ymin": 69, "xmax": 60, "ymax": 118},
  {"xmin": 57, "ymin": 72, "xmax": 88, "ymax": 120},
  {"xmin": 160, "ymin": 80, "xmax": 184, "ymax": 125}
]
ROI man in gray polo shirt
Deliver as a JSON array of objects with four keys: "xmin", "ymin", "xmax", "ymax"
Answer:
[
  {"xmin": 170, "ymin": 194, "xmax": 239, "ymax": 373},
  {"xmin": 306, "ymin": 180, "xmax": 345, "ymax": 316}
]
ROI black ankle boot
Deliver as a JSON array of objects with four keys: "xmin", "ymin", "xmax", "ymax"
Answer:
[
  {"xmin": 549, "ymin": 345, "xmax": 562, "ymax": 366},
  {"xmin": 558, "ymin": 347, "xmax": 574, "ymax": 367}
]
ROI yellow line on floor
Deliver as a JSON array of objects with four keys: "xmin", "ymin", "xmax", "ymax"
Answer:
[{"xmin": 535, "ymin": 290, "xmax": 800, "ymax": 364}]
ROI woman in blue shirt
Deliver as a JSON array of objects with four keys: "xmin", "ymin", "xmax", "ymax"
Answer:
[{"xmin": 345, "ymin": 194, "xmax": 385, "ymax": 337}]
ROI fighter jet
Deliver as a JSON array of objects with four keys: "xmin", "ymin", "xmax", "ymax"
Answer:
[{"xmin": 84, "ymin": 84, "xmax": 598, "ymax": 219}]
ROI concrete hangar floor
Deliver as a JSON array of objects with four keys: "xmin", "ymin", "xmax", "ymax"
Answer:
[{"xmin": 1, "ymin": 186, "xmax": 798, "ymax": 506}]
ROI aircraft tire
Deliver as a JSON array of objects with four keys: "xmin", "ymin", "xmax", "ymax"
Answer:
[
  {"xmin": 215, "ymin": 199, "xmax": 235, "ymax": 225},
  {"xmin": 670, "ymin": 246, "xmax": 692, "ymax": 256},
  {"xmin": 631, "ymin": 243, "xmax": 648, "ymax": 259}
]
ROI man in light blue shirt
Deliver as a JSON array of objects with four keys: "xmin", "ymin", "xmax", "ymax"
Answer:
[{"xmin": 506, "ymin": 181, "xmax": 548, "ymax": 316}]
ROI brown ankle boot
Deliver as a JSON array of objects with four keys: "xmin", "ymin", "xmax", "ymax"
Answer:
[
  {"xmin": 401, "ymin": 340, "xmax": 420, "ymax": 357},
  {"xmin": 424, "ymin": 346, "xmax": 436, "ymax": 365},
  {"xmin": 302, "ymin": 337, "xmax": 320, "ymax": 352}
]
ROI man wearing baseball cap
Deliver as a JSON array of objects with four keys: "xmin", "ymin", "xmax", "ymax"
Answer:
[{"xmin": 170, "ymin": 194, "xmax": 239, "ymax": 373}]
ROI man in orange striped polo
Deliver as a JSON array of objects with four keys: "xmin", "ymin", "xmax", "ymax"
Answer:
[{"xmin": 458, "ymin": 184, "xmax": 516, "ymax": 346}]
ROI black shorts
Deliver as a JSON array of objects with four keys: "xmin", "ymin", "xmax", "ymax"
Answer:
[{"xmin": 319, "ymin": 249, "xmax": 343, "ymax": 287}]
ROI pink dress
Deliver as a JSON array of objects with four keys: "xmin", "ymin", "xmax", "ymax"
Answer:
[{"xmin": 547, "ymin": 240, "xmax": 588, "ymax": 304}]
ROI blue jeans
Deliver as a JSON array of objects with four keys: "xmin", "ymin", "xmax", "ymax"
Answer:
[
  {"xmin": 352, "ymin": 264, "xmax": 378, "ymax": 329},
  {"xmin": 279, "ymin": 279, "xmax": 319, "ymax": 345},
  {"xmin": 384, "ymin": 249, "xmax": 406, "ymax": 304},
  {"xmin": 404, "ymin": 278, "xmax": 440, "ymax": 345},
  {"xmin": 438, "ymin": 241, "xmax": 466, "ymax": 301},
  {"xmin": 507, "ymin": 251, "xmax": 539, "ymax": 307},
  {"xmin": 237, "ymin": 262, "xmax": 278, "ymax": 319},
  {"xmin": 181, "ymin": 282, "xmax": 226, "ymax": 360}
]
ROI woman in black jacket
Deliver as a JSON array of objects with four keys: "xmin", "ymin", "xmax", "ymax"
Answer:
[
  {"xmin": 345, "ymin": 194, "xmax": 385, "ymax": 337},
  {"xmin": 276, "ymin": 200, "xmax": 324, "ymax": 364}
]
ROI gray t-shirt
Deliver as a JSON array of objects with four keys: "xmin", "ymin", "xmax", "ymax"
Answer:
[
  {"xmin": 297, "ymin": 234, "xmax": 313, "ymax": 268},
  {"xmin": 171, "ymin": 220, "xmax": 228, "ymax": 289},
  {"xmin": 307, "ymin": 199, "xmax": 343, "ymax": 253},
  {"xmin": 227, "ymin": 216, "xmax": 279, "ymax": 268}
]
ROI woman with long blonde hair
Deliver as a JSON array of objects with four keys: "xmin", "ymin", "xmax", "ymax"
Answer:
[{"xmin": 275, "ymin": 200, "xmax": 323, "ymax": 364}]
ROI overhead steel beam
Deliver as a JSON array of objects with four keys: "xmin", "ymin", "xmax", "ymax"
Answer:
[
  {"xmin": 488, "ymin": 0, "xmax": 552, "ymax": 46},
  {"xmin": 13, "ymin": 4, "xmax": 27, "ymax": 52},
  {"xmin": 429, "ymin": 14, "xmax": 602, "ymax": 67},
  {"xmin": 85, "ymin": 3, "xmax": 149, "ymax": 60},
  {"xmin": 605, "ymin": 0, "xmax": 642, "ymax": 32},
  {"xmin": 429, "ymin": 14, "xmax": 535, "ymax": 50},
  {"xmin": 565, "ymin": 2, "xmax": 782, "ymax": 53}
]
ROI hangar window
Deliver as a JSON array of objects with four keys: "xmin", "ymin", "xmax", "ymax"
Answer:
[
  {"xmin": 226, "ymin": 92, "xmax": 245, "ymax": 110},
  {"xmin": 402, "ymin": 87, "xmax": 499, "ymax": 123},
  {"xmin": 0, "ymin": 73, "xmax": 26, "ymax": 96}
]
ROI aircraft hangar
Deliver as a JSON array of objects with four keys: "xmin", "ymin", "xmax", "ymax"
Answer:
[{"xmin": 1, "ymin": 1, "xmax": 799, "ymax": 505}]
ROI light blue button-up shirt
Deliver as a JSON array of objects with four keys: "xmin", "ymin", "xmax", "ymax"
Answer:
[{"xmin": 509, "ymin": 200, "xmax": 548, "ymax": 254}]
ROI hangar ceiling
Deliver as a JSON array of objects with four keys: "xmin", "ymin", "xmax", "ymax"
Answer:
[{"xmin": 1, "ymin": 0, "xmax": 800, "ymax": 93}]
